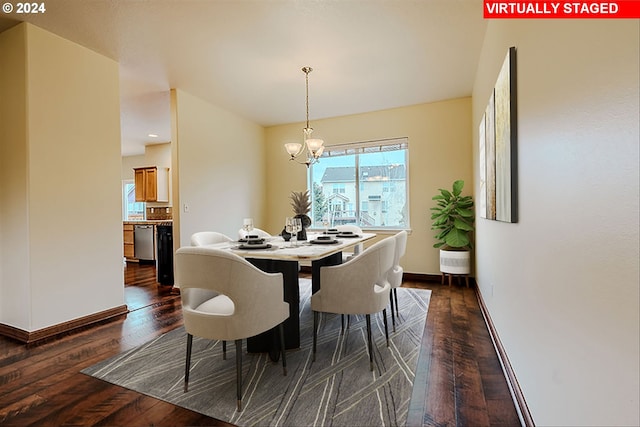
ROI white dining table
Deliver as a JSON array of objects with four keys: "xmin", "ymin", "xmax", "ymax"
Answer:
[
  {"xmin": 202, "ymin": 231, "xmax": 376, "ymax": 261},
  {"xmin": 201, "ymin": 231, "xmax": 376, "ymax": 357}
]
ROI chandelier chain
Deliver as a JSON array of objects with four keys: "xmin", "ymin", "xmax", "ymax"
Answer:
[{"xmin": 303, "ymin": 66, "xmax": 312, "ymax": 131}]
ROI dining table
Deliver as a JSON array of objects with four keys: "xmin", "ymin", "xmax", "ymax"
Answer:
[{"xmin": 202, "ymin": 231, "xmax": 376, "ymax": 359}]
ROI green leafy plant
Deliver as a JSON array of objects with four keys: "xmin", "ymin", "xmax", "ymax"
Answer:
[{"xmin": 430, "ymin": 180, "xmax": 474, "ymax": 249}]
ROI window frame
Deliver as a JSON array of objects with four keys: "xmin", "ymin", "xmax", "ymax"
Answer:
[
  {"xmin": 307, "ymin": 137, "xmax": 410, "ymax": 231},
  {"xmin": 122, "ymin": 179, "xmax": 146, "ymax": 221}
]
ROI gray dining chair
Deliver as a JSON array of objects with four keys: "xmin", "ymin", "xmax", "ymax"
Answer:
[
  {"xmin": 175, "ymin": 246, "xmax": 289, "ymax": 412},
  {"xmin": 311, "ymin": 236, "xmax": 395, "ymax": 371}
]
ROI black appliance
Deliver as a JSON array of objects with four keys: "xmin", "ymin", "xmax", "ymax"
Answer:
[{"xmin": 156, "ymin": 223, "xmax": 174, "ymax": 286}]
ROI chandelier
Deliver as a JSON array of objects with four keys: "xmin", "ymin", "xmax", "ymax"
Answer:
[{"xmin": 284, "ymin": 66, "xmax": 325, "ymax": 167}]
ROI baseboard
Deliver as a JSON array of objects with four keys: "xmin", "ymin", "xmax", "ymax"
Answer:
[
  {"xmin": 0, "ymin": 305, "xmax": 129, "ymax": 344},
  {"xmin": 475, "ymin": 288, "xmax": 535, "ymax": 427},
  {"xmin": 301, "ymin": 265, "xmax": 446, "ymax": 283},
  {"xmin": 402, "ymin": 272, "xmax": 442, "ymax": 283}
]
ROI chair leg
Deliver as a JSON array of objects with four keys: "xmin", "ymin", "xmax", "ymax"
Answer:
[
  {"xmin": 382, "ymin": 309, "xmax": 389, "ymax": 347},
  {"xmin": 184, "ymin": 333, "xmax": 193, "ymax": 392},
  {"xmin": 312, "ymin": 311, "xmax": 318, "ymax": 363},
  {"xmin": 279, "ymin": 323, "xmax": 287, "ymax": 376},
  {"xmin": 389, "ymin": 292, "xmax": 396, "ymax": 333},
  {"xmin": 222, "ymin": 340, "xmax": 227, "ymax": 360},
  {"xmin": 341, "ymin": 314, "xmax": 344, "ymax": 335},
  {"xmin": 235, "ymin": 339, "xmax": 243, "ymax": 412},
  {"xmin": 366, "ymin": 314, "xmax": 373, "ymax": 371},
  {"xmin": 394, "ymin": 288, "xmax": 400, "ymax": 317}
]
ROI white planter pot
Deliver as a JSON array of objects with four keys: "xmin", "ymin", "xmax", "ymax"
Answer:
[{"xmin": 439, "ymin": 249, "xmax": 470, "ymax": 275}]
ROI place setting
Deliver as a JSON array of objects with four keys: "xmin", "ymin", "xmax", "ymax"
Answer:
[
  {"xmin": 309, "ymin": 234, "xmax": 339, "ymax": 245},
  {"xmin": 335, "ymin": 230, "xmax": 360, "ymax": 238},
  {"xmin": 236, "ymin": 237, "xmax": 272, "ymax": 250}
]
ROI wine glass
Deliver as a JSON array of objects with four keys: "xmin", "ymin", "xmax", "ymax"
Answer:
[
  {"xmin": 322, "ymin": 213, "xmax": 331, "ymax": 234},
  {"xmin": 242, "ymin": 218, "xmax": 254, "ymax": 234},
  {"xmin": 285, "ymin": 217, "xmax": 295, "ymax": 247},
  {"xmin": 294, "ymin": 217, "xmax": 303, "ymax": 244}
]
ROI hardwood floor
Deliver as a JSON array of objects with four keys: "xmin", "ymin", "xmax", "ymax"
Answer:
[{"xmin": 0, "ymin": 263, "xmax": 520, "ymax": 426}]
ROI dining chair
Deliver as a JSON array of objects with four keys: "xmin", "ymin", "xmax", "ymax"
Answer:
[
  {"xmin": 238, "ymin": 227, "xmax": 271, "ymax": 239},
  {"xmin": 175, "ymin": 246, "xmax": 289, "ymax": 412},
  {"xmin": 388, "ymin": 230, "xmax": 408, "ymax": 332},
  {"xmin": 311, "ymin": 236, "xmax": 395, "ymax": 371},
  {"xmin": 190, "ymin": 231, "xmax": 235, "ymax": 357},
  {"xmin": 336, "ymin": 224, "xmax": 364, "ymax": 259},
  {"xmin": 190, "ymin": 231, "xmax": 233, "ymax": 246}
]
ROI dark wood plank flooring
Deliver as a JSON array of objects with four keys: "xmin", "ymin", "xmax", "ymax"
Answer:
[{"xmin": 0, "ymin": 262, "xmax": 520, "ymax": 426}]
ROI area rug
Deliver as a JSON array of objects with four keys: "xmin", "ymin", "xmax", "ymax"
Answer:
[{"xmin": 82, "ymin": 279, "xmax": 430, "ymax": 427}]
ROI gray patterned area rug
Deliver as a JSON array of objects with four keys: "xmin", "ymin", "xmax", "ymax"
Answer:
[{"xmin": 82, "ymin": 279, "xmax": 430, "ymax": 427}]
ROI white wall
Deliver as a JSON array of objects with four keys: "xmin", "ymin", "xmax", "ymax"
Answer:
[
  {"xmin": 172, "ymin": 89, "xmax": 265, "ymax": 247},
  {"xmin": 473, "ymin": 20, "xmax": 639, "ymax": 426},
  {"xmin": 121, "ymin": 154, "xmax": 146, "ymax": 181},
  {"xmin": 0, "ymin": 23, "xmax": 124, "ymax": 331}
]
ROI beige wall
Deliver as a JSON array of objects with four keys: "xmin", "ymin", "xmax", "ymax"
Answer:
[
  {"xmin": 171, "ymin": 89, "xmax": 266, "ymax": 248},
  {"xmin": 473, "ymin": 20, "xmax": 639, "ymax": 425},
  {"xmin": 0, "ymin": 23, "xmax": 124, "ymax": 331},
  {"xmin": 264, "ymin": 99, "xmax": 473, "ymax": 275},
  {"xmin": 0, "ymin": 24, "xmax": 30, "ymax": 327}
]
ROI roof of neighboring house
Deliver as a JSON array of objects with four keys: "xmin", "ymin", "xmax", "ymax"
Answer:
[{"xmin": 321, "ymin": 165, "xmax": 406, "ymax": 182}]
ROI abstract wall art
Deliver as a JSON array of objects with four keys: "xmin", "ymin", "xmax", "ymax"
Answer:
[{"xmin": 479, "ymin": 46, "xmax": 518, "ymax": 223}]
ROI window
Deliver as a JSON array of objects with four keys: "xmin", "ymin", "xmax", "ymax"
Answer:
[
  {"xmin": 333, "ymin": 183, "xmax": 346, "ymax": 194},
  {"xmin": 308, "ymin": 137, "xmax": 409, "ymax": 229},
  {"xmin": 123, "ymin": 180, "xmax": 146, "ymax": 220}
]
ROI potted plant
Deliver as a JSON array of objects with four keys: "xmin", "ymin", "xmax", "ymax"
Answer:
[
  {"xmin": 430, "ymin": 180, "xmax": 474, "ymax": 276},
  {"xmin": 290, "ymin": 190, "xmax": 312, "ymax": 240}
]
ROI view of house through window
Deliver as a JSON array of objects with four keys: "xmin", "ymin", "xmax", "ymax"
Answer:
[
  {"xmin": 308, "ymin": 138, "xmax": 409, "ymax": 229},
  {"xmin": 123, "ymin": 180, "xmax": 145, "ymax": 220}
]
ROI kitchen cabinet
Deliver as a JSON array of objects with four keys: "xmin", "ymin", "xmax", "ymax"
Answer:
[
  {"xmin": 123, "ymin": 223, "xmax": 135, "ymax": 259},
  {"xmin": 134, "ymin": 166, "xmax": 169, "ymax": 202}
]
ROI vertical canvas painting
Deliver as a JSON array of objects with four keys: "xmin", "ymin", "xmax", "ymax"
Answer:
[
  {"xmin": 479, "ymin": 46, "xmax": 517, "ymax": 223},
  {"xmin": 478, "ymin": 114, "xmax": 487, "ymax": 218}
]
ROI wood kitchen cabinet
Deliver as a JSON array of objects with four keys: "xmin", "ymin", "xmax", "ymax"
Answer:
[
  {"xmin": 134, "ymin": 167, "xmax": 169, "ymax": 202},
  {"xmin": 123, "ymin": 223, "xmax": 135, "ymax": 259}
]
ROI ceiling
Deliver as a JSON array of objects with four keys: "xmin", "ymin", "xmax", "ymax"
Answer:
[{"xmin": 0, "ymin": 0, "xmax": 487, "ymax": 156}]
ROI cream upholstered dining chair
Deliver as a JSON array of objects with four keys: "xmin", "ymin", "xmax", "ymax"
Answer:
[
  {"xmin": 190, "ymin": 231, "xmax": 233, "ymax": 246},
  {"xmin": 175, "ymin": 246, "xmax": 289, "ymax": 412},
  {"xmin": 190, "ymin": 231, "xmax": 235, "ymax": 356},
  {"xmin": 311, "ymin": 236, "xmax": 395, "ymax": 371},
  {"xmin": 238, "ymin": 227, "xmax": 271, "ymax": 239},
  {"xmin": 335, "ymin": 224, "xmax": 364, "ymax": 260},
  {"xmin": 388, "ymin": 230, "xmax": 408, "ymax": 332}
]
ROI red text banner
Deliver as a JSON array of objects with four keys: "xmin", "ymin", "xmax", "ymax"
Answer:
[{"xmin": 484, "ymin": 1, "xmax": 640, "ymax": 18}]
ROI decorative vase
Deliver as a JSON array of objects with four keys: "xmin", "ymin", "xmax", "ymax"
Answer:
[
  {"xmin": 439, "ymin": 249, "xmax": 471, "ymax": 275},
  {"xmin": 280, "ymin": 228, "xmax": 292, "ymax": 241},
  {"xmin": 295, "ymin": 214, "xmax": 311, "ymax": 241}
]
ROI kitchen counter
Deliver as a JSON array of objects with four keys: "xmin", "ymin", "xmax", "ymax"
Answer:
[{"xmin": 123, "ymin": 220, "xmax": 173, "ymax": 225}]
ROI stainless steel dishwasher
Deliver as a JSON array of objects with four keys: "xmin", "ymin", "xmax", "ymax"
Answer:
[{"xmin": 134, "ymin": 224, "xmax": 155, "ymax": 261}]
